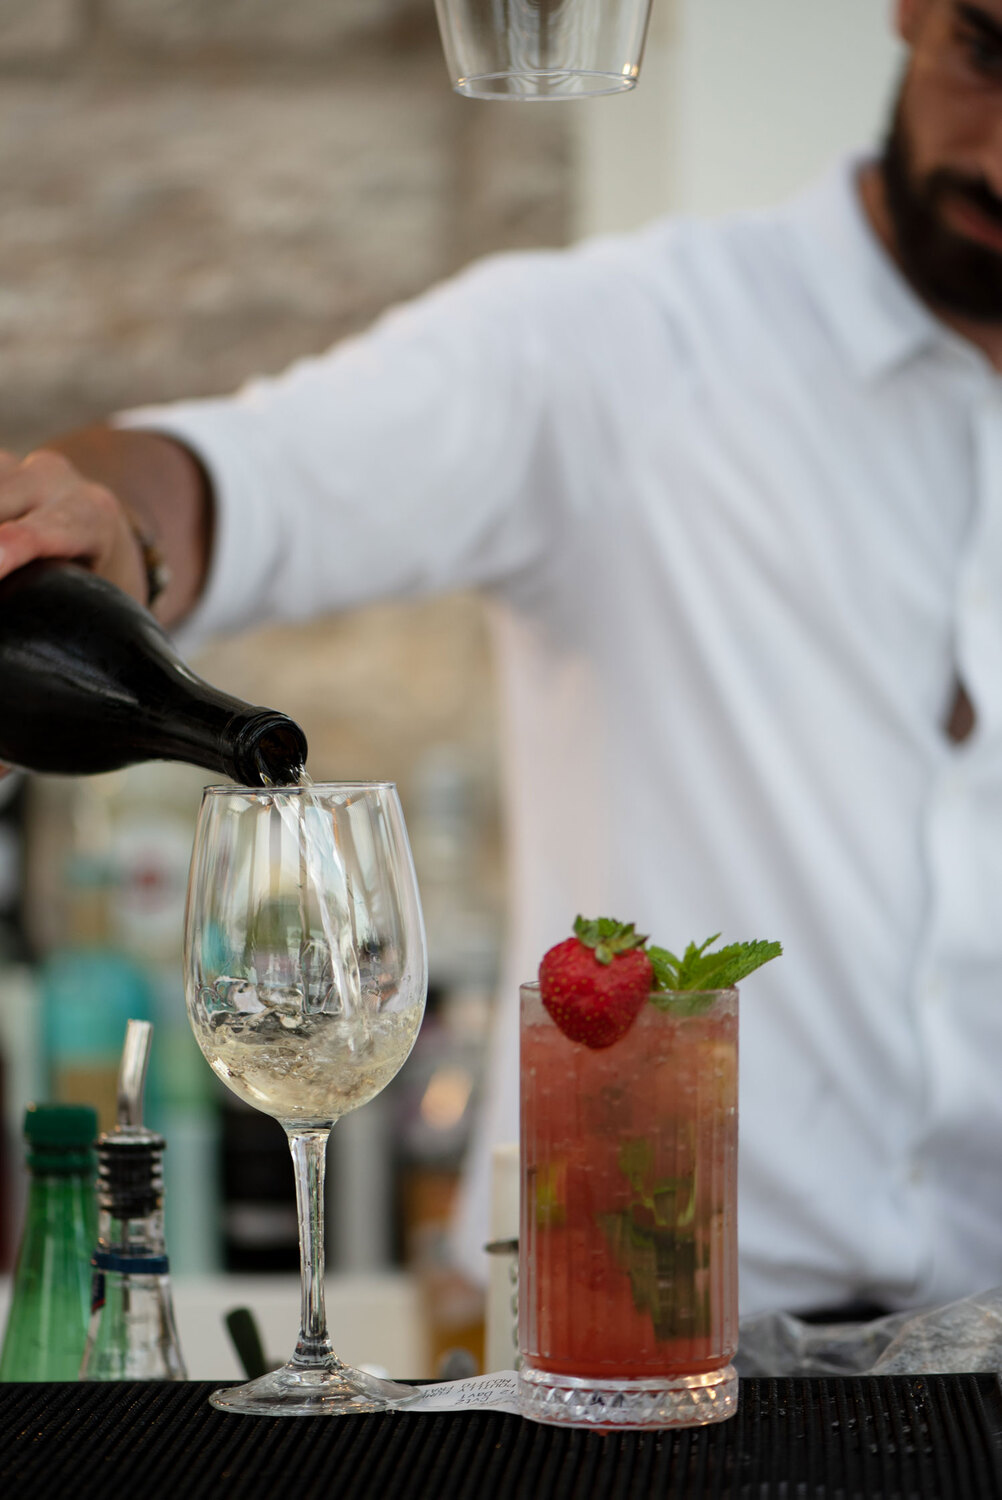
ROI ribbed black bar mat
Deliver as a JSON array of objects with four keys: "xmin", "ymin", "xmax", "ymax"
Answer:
[{"xmin": 2, "ymin": 1376, "xmax": 1002, "ymax": 1500}]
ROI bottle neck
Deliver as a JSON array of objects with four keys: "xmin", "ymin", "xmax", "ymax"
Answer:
[
  {"xmin": 21, "ymin": 1169, "xmax": 96, "ymax": 1244},
  {"xmin": 0, "ymin": 560, "xmax": 307, "ymax": 783},
  {"xmin": 93, "ymin": 1205, "xmax": 169, "ymax": 1273},
  {"xmin": 135, "ymin": 682, "xmax": 308, "ymax": 787},
  {"xmin": 82, "ymin": 1134, "xmax": 186, "ymax": 1380},
  {"xmin": 27, "ymin": 1147, "xmax": 96, "ymax": 1178}
]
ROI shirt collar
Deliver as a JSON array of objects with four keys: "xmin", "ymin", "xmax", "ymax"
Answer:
[{"xmin": 785, "ymin": 156, "xmax": 947, "ymax": 384}]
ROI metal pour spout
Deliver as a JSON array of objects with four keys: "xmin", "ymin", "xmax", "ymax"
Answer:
[{"xmin": 116, "ymin": 1018, "xmax": 154, "ymax": 1131}]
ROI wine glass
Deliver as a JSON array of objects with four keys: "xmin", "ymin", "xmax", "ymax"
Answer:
[{"xmin": 184, "ymin": 781, "xmax": 427, "ymax": 1415}]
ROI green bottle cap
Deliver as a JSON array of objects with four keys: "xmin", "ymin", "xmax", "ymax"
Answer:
[
  {"xmin": 24, "ymin": 1103, "xmax": 98, "ymax": 1146},
  {"xmin": 23, "ymin": 1104, "xmax": 98, "ymax": 1173}
]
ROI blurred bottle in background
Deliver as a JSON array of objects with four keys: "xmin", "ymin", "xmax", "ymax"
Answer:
[
  {"xmin": 79, "ymin": 1124, "xmax": 186, "ymax": 1380},
  {"xmin": 99, "ymin": 763, "xmax": 221, "ymax": 1276},
  {"xmin": 0, "ymin": 775, "xmax": 40, "ymax": 1274},
  {"xmin": 40, "ymin": 851, "xmax": 154, "ymax": 1132},
  {"xmin": 25, "ymin": 764, "xmax": 221, "ymax": 1275},
  {"xmin": 0, "ymin": 776, "xmax": 31, "ymax": 965},
  {"xmin": 221, "ymin": 1097, "xmax": 300, "ymax": 1273},
  {"xmin": 395, "ymin": 747, "xmax": 500, "ymax": 1373},
  {"xmin": 80, "ymin": 1020, "xmax": 186, "ymax": 1381},
  {"xmin": 0, "ymin": 1103, "xmax": 98, "ymax": 1381}
]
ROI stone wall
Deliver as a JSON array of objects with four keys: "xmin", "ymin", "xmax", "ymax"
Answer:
[{"xmin": 1, "ymin": 2, "xmax": 573, "ymax": 899}]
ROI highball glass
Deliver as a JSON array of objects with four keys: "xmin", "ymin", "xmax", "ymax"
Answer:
[{"xmin": 518, "ymin": 982, "xmax": 739, "ymax": 1428}]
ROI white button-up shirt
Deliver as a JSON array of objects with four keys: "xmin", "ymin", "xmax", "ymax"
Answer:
[{"xmin": 122, "ymin": 158, "xmax": 1002, "ymax": 1316}]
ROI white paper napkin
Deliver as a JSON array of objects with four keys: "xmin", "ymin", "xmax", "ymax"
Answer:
[{"xmin": 397, "ymin": 1371, "xmax": 522, "ymax": 1415}]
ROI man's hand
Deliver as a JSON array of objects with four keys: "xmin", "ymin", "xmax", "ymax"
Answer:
[
  {"xmin": 0, "ymin": 426, "xmax": 213, "ymax": 780},
  {"xmin": 0, "ymin": 447, "xmax": 147, "ymax": 602},
  {"xmin": 0, "ymin": 427, "xmax": 213, "ymax": 627}
]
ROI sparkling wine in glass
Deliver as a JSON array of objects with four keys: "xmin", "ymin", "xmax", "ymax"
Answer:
[{"xmin": 184, "ymin": 781, "xmax": 427, "ymax": 1415}]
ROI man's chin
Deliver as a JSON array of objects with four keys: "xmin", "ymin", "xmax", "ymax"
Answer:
[
  {"xmin": 897, "ymin": 225, "xmax": 1002, "ymax": 323},
  {"xmin": 927, "ymin": 278, "xmax": 1002, "ymax": 324}
]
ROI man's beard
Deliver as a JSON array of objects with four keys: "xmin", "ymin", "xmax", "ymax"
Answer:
[{"xmin": 881, "ymin": 99, "xmax": 1002, "ymax": 322}]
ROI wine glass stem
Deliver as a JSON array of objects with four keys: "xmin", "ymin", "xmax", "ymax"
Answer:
[{"xmin": 288, "ymin": 1125, "xmax": 335, "ymax": 1368}]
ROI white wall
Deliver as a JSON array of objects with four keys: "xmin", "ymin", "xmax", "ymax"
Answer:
[{"xmin": 574, "ymin": 0, "xmax": 905, "ymax": 237}]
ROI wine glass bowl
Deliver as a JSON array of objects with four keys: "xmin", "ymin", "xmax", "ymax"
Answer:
[{"xmin": 184, "ymin": 781, "xmax": 427, "ymax": 1415}]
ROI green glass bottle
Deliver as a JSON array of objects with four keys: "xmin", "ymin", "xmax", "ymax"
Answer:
[{"xmin": 0, "ymin": 1103, "xmax": 98, "ymax": 1380}]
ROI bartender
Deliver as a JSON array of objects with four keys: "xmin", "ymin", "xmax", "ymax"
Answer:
[{"xmin": 0, "ymin": 0, "xmax": 1000, "ymax": 1319}]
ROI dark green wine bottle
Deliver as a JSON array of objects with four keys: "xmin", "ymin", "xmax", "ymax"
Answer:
[
  {"xmin": 0, "ymin": 561, "xmax": 307, "ymax": 785},
  {"xmin": 0, "ymin": 1104, "xmax": 98, "ymax": 1381}
]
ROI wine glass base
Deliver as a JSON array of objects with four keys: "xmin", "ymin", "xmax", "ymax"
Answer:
[{"xmin": 209, "ymin": 1358, "xmax": 419, "ymax": 1417}]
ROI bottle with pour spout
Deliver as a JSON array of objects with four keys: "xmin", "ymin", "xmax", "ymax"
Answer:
[
  {"xmin": 0, "ymin": 561, "xmax": 307, "ymax": 785},
  {"xmin": 80, "ymin": 1020, "xmax": 187, "ymax": 1381}
]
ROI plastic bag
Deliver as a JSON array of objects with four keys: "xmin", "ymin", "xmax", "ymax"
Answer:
[{"xmin": 735, "ymin": 1286, "xmax": 1002, "ymax": 1376}]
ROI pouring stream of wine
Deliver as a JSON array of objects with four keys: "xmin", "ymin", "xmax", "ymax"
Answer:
[{"xmin": 268, "ymin": 772, "xmax": 365, "ymax": 1038}]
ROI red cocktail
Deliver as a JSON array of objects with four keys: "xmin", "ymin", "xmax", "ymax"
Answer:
[{"xmin": 518, "ymin": 981, "xmax": 738, "ymax": 1428}]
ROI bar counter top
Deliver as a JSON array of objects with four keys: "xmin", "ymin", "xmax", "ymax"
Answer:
[{"xmin": 3, "ymin": 1374, "xmax": 1002, "ymax": 1499}]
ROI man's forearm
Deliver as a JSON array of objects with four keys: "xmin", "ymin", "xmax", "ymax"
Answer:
[{"xmin": 47, "ymin": 425, "xmax": 214, "ymax": 628}]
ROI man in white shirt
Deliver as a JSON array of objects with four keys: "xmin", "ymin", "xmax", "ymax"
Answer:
[{"xmin": 2, "ymin": 0, "xmax": 1002, "ymax": 1317}]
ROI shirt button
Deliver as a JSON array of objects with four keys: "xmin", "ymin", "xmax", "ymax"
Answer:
[
  {"xmin": 909, "ymin": 1161, "xmax": 925, "ymax": 1187},
  {"xmin": 922, "ymin": 974, "xmax": 943, "ymax": 1003}
]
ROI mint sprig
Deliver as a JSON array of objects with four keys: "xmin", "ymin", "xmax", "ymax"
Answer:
[{"xmin": 648, "ymin": 934, "xmax": 782, "ymax": 994}]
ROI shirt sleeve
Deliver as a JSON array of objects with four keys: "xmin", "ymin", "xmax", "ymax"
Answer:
[{"xmin": 114, "ymin": 249, "xmax": 585, "ymax": 643}]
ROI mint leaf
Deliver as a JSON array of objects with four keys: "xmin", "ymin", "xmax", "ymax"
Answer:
[
  {"xmin": 649, "ymin": 937, "xmax": 781, "ymax": 993},
  {"xmin": 647, "ymin": 945, "xmax": 681, "ymax": 990},
  {"xmin": 598, "ymin": 1146, "xmax": 709, "ymax": 1338},
  {"xmin": 618, "ymin": 1137, "xmax": 655, "ymax": 1195},
  {"xmin": 597, "ymin": 1211, "xmax": 711, "ymax": 1339}
]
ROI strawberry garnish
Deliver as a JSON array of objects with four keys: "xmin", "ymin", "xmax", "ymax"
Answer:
[{"xmin": 538, "ymin": 915, "xmax": 653, "ymax": 1050}]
